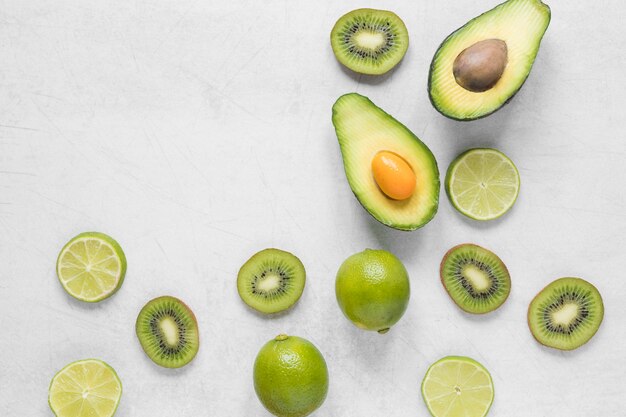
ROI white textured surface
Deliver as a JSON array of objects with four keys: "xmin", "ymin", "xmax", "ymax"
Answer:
[{"xmin": 1, "ymin": 1, "xmax": 625, "ymax": 416}]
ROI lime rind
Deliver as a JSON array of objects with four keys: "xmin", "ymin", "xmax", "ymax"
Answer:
[
  {"xmin": 48, "ymin": 358, "xmax": 122, "ymax": 417},
  {"xmin": 56, "ymin": 232, "xmax": 127, "ymax": 302},
  {"xmin": 445, "ymin": 148, "xmax": 520, "ymax": 221},
  {"xmin": 253, "ymin": 335, "xmax": 329, "ymax": 417},
  {"xmin": 421, "ymin": 356, "xmax": 494, "ymax": 417},
  {"xmin": 335, "ymin": 249, "xmax": 410, "ymax": 333}
]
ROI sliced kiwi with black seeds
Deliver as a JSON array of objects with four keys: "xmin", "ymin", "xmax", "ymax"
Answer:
[
  {"xmin": 440, "ymin": 243, "xmax": 511, "ymax": 314},
  {"xmin": 237, "ymin": 248, "xmax": 306, "ymax": 314},
  {"xmin": 528, "ymin": 277, "xmax": 604, "ymax": 351},
  {"xmin": 330, "ymin": 8, "xmax": 409, "ymax": 75},
  {"xmin": 135, "ymin": 295, "xmax": 199, "ymax": 368}
]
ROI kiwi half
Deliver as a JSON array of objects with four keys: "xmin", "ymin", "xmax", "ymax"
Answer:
[
  {"xmin": 237, "ymin": 248, "xmax": 306, "ymax": 314},
  {"xmin": 528, "ymin": 277, "xmax": 604, "ymax": 351},
  {"xmin": 440, "ymin": 243, "xmax": 511, "ymax": 314},
  {"xmin": 135, "ymin": 296, "xmax": 199, "ymax": 368},
  {"xmin": 330, "ymin": 8, "xmax": 409, "ymax": 75}
]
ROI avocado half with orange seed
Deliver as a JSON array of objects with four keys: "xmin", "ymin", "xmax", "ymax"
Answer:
[
  {"xmin": 429, "ymin": 0, "xmax": 551, "ymax": 121},
  {"xmin": 332, "ymin": 93, "xmax": 439, "ymax": 231}
]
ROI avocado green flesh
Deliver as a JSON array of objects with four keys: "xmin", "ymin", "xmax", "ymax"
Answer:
[
  {"xmin": 332, "ymin": 93, "xmax": 439, "ymax": 231},
  {"xmin": 429, "ymin": 0, "xmax": 551, "ymax": 120}
]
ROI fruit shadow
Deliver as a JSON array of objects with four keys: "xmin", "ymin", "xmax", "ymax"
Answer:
[
  {"xmin": 455, "ymin": 202, "xmax": 519, "ymax": 230},
  {"xmin": 336, "ymin": 59, "xmax": 403, "ymax": 87},
  {"xmin": 434, "ymin": 51, "xmax": 556, "ymax": 157},
  {"xmin": 341, "ymin": 321, "xmax": 399, "ymax": 366},
  {"xmin": 434, "ymin": 98, "xmax": 517, "ymax": 157},
  {"xmin": 361, "ymin": 215, "xmax": 429, "ymax": 260},
  {"xmin": 59, "ymin": 284, "xmax": 115, "ymax": 311},
  {"xmin": 533, "ymin": 321, "xmax": 606, "ymax": 359},
  {"xmin": 242, "ymin": 298, "xmax": 304, "ymax": 320},
  {"xmin": 451, "ymin": 297, "xmax": 512, "ymax": 324},
  {"xmin": 137, "ymin": 348, "xmax": 196, "ymax": 377}
]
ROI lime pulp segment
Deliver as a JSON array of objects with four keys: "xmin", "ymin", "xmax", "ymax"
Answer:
[
  {"xmin": 48, "ymin": 359, "xmax": 122, "ymax": 417},
  {"xmin": 445, "ymin": 148, "xmax": 520, "ymax": 220},
  {"xmin": 421, "ymin": 356, "xmax": 494, "ymax": 417},
  {"xmin": 56, "ymin": 232, "xmax": 126, "ymax": 302}
]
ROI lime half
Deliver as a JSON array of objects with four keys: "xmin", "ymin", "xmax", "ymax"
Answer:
[
  {"xmin": 445, "ymin": 148, "xmax": 520, "ymax": 220},
  {"xmin": 56, "ymin": 232, "xmax": 127, "ymax": 302},
  {"xmin": 421, "ymin": 356, "xmax": 494, "ymax": 417},
  {"xmin": 49, "ymin": 359, "xmax": 122, "ymax": 417}
]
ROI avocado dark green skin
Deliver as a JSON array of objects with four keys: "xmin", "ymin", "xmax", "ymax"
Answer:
[{"xmin": 427, "ymin": 0, "xmax": 551, "ymax": 121}]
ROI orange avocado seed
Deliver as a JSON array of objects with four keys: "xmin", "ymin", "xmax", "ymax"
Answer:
[{"xmin": 371, "ymin": 151, "xmax": 416, "ymax": 200}]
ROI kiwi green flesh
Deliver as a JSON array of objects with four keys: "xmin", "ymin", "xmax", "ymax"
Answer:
[
  {"xmin": 237, "ymin": 248, "xmax": 306, "ymax": 314},
  {"xmin": 331, "ymin": 8, "xmax": 409, "ymax": 75},
  {"xmin": 135, "ymin": 296, "xmax": 199, "ymax": 368},
  {"xmin": 528, "ymin": 277, "xmax": 604, "ymax": 351},
  {"xmin": 440, "ymin": 244, "xmax": 511, "ymax": 314}
]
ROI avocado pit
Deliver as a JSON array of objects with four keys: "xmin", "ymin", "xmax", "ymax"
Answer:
[
  {"xmin": 453, "ymin": 39, "xmax": 508, "ymax": 93},
  {"xmin": 371, "ymin": 151, "xmax": 416, "ymax": 201}
]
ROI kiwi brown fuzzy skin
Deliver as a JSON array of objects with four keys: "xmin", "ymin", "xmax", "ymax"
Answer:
[
  {"xmin": 135, "ymin": 295, "xmax": 200, "ymax": 368},
  {"xmin": 439, "ymin": 243, "xmax": 511, "ymax": 314},
  {"xmin": 527, "ymin": 277, "xmax": 604, "ymax": 351}
]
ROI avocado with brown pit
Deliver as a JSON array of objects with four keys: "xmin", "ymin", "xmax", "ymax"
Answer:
[
  {"xmin": 453, "ymin": 39, "xmax": 508, "ymax": 93},
  {"xmin": 429, "ymin": 0, "xmax": 551, "ymax": 120}
]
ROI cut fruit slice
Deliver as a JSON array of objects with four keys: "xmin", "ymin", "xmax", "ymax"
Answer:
[
  {"xmin": 237, "ymin": 248, "xmax": 306, "ymax": 314},
  {"xmin": 528, "ymin": 277, "xmax": 604, "ymax": 350},
  {"xmin": 330, "ymin": 8, "xmax": 409, "ymax": 75},
  {"xmin": 49, "ymin": 359, "xmax": 122, "ymax": 417},
  {"xmin": 332, "ymin": 93, "xmax": 440, "ymax": 231},
  {"xmin": 440, "ymin": 244, "xmax": 511, "ymax": 314},
  {"xmin": 428, "ymin": 0, "xmax": 551, "ymax": 121},
  {"xmin": 56, "ymin": 232, "xmax": 127, "ymax": 302},
  {"xmin": 135, "ymin": 296, "xmax": 200, "ymax": 368},
  {"xmin": 445, "ymin": 148, "xmax": 520, "ymax": 220},
  {"xmin": 421, "ymin": 356, "xmax": 494, "ymax": 417}
]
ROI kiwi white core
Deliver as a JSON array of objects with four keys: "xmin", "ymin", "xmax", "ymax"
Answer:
[
  {"xmin": 551, "ymin": 303, "xmax": 579, "ymax": 326},
  {"xmin": 257, "ymin": 273, "xmax": 281, "ymax": 292},
  {"xmin": 159, "ymin": 317, "xmax": 180, "ymax": 347},
  {"xmin": 462, "ymin": 264, "xmax": 491, "ymax": 292},
  {"xmin": 355, "ymin": 31, "xmax": 385, "ymax": 50}
]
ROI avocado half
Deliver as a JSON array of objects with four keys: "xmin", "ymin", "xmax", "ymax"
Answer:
[
  {"xmin": 429, "ymin": 0, "xmax": 551, "ymax": 121},
  {"xmin": 332, "ymin": 93, "xmax": 440, "ymax": 231}
]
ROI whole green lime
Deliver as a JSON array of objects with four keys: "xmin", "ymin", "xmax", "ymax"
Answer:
[
  {"xmin": 336, "ymin": 249, "xmax": 410, "ymax": 333},
  {"xmin": 253, "ymin": 334, "xmax": 329, "ymax": 417}
]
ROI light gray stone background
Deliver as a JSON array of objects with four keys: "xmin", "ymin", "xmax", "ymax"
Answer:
[{"xmin": 1, "ymin": 0, "xmax": 624, "ymax": 415}]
